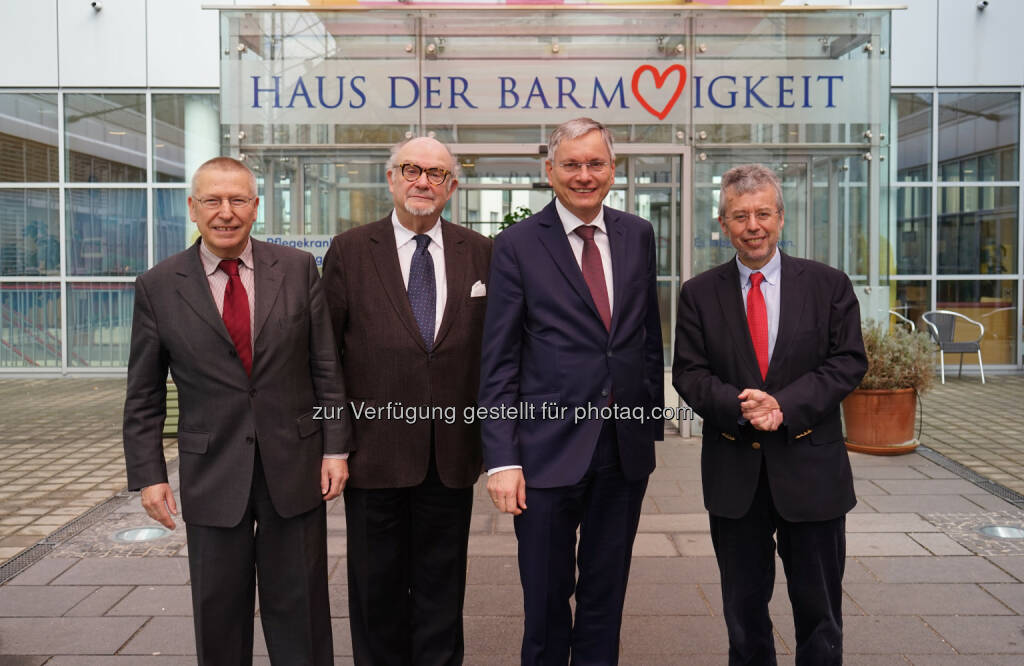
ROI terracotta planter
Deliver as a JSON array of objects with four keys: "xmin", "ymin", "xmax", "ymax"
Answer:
[{"xmin": 841, "ymin": 388, "xmax": 918, "ymax": 455}]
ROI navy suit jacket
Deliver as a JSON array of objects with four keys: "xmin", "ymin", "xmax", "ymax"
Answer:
[
  {"xmin": 672, "ymin": 252, "xmax": 867, "ymax": 522},
  {"xmin": 478, "ymin": 200, "xmax": 664, "ymax": 488}
]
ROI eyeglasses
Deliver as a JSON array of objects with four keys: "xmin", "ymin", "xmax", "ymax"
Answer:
[
  {"xmin": 397, "ymin": 163, "xmax": 452, "ymax": 186},
  {"xmin": 195, "ymin": 196, "xmax": 256, "ymax": 210},
  {"xmin": 726, "ymin": 209, "xmax": 779, "ymax": 225},
  {"xmin": 557, "ymin": 160, "xmax": 610, "ymax": 174}
]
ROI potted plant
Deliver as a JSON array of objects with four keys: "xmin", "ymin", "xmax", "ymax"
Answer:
[{"xmin": 842, "ymin": 319, "xmax": 935, "ymax": 455}]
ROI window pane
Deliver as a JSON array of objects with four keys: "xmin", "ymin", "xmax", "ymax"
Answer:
[
  {"xmin": 67, "ymin": 283, "xmax": 134, "ymax": 367},
  {"xmin": 936, "ymin": 280, "xmax": 1017, "ymax": 365},
  {"xmin": 889, "ymin": 187, "xmax": 930, "ymax": 275},
  {"xmin": 153, "ymin": 94, "xmax": 221, "ymax": 183},
  {"xmin": 155, "ymin": 188, "xmax": 191, "ymax": 262},
  {"xmin": 890, "ymin": 279, "xmax": 931, "ymax": 332},
  {"xmin": 0, "ymin": 282, "xmax": 61, "ymax": 368},
  {"xmin": 938, "ymin": 93, "xmax": 1019, "ymax": 182},
  {"xmin": 0, "ymin": 189, "xmax": 60, "ymax": 276},
  {"xmin": 0, "ymin": 93, "xmax": 59, "ymax": 182},
  {"xmin": 894, "ymin": 93, "xmax": 931, "ymax": 182},
  {"xmin": 66, "ymin": 189, "xmax": 147, "ymax": 276},
  {"xmin": 637, "ymin": 188, "xmax": 673, "ymax": 275},
  {"xmin": 65, "ymin": 93, "xmax": 146, "ymax": 183},
  {"xmin": 938, "ymin": 186, "xmax": 1017, "ymax": 274}
]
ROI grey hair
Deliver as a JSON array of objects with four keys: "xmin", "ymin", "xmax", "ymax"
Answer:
[
  {"xmin": 547, "ymin": 117, "xmax": 615, "ymax": 164},
  {"xmin": 190, "ymin": 157, "xmax": 257, "ymax": 197},
  {"xmin": 717, "ymin": 164, "xmax": 784, "ymax": 218},
  {"xmin": 386, "ymin": 136, "xmax": 460, "ymax": 181}
]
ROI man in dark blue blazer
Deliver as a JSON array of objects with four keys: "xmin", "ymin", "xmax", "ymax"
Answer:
[
  {"xmin": 673, "ymin": 164, "xmax": 867, "ymax": 665},
  {"xmin": 479, "ymin": 117, "xmax": 663, "ymax": 664}
]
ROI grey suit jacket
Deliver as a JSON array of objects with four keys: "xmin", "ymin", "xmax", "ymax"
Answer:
[
  {"xmin": 322, "ymin": 217, "xmax": 492, "ymax": 489},
  {"xmin": 123, "ymin": 239, "xmax": 351, "ymax": 528}
]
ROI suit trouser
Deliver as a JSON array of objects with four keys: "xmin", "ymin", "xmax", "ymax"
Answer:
[
  {"xmin": 709, "ymin": 461, "xmax": 846, "ymax": 666},
  {"xmin": 185, "ymin": 450, "xmax": 333, "ymax": 666},
  {"xmin": 514, "ymin": 420, "xmax": 648, "ymax": 666},
  {"xmin": 344, "ymin": 446, "xmax": 474, "ymax": 666}
]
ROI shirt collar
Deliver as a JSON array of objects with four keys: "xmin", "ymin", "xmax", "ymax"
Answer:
[
  {"xmin": 556, "ymin": 198, "xmax": 606, "ymax": 237},
  {"xmin": 736, "ymin": 248, "xmax": 781, "ymax": 287},
  {"xmin": 391, "ymin": 210, "xmax": 443, "ymax": 250},
  {"xmin": 200, "ymin": 238, "xmax": 254, "ymax": 277}
]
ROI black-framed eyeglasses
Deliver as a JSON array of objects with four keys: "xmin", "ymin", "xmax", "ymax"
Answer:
[
  {"xmin": 397, "ymin": 163, "xmax": 452, "ymax": 186},
  {"xmin": 195, "ymin": 196, "xmax": 256, "ymax": 210},
  {"xmin": 557, "ymin": 160, "xmax": 610, "ymax": 174}
]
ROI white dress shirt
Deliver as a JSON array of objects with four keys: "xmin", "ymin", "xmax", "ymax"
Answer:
[
  {"xmin": 736, "ymin": 249, "xmax": 781, "ymax": 361},
  {"xmin": 392, "ymin": 210, "xmax": 447, "ymax": 338},
  {"xmin": 556, "ymin": 199, "xmax": 614, "ymax": 316}
]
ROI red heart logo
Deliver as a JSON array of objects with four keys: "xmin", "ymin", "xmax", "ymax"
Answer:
[{"xmin": 631, "ymin": 64, "xmax": 687, "ymax": 120}]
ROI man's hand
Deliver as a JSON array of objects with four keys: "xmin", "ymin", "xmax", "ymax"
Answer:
[
  {"xmin": 738, "ymin": 388, "xmax": 784, "ymax": 432},
  {"xmin": 141, "ymin": 483, "xmax": 178, "ymax": 530},
  {"xmin": 321, "ymin": 458, "xmax": 349, "ymax": 500},
  {"xmin": 488, "ymin": 469, "xmax": 527, "ymax": 515}
]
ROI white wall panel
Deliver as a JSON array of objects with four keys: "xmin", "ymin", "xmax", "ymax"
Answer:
[
  {"xmin": 147, "ymin": 0, "xmax": 219, "ymax": 87},
  {"xmin": 58, "ymin": 0, "xmax": 147, "ymax": 86},
  {"xmin": 938, "ymin": 0, "xmax": 1024, "ymax": 86},
  {"xmin": 0, "ymin": 0, "xmax": 58, "ymax": 86},
  {"xmin": 889, "ymin": 0, "xmax": 938, "ymax": 87}
]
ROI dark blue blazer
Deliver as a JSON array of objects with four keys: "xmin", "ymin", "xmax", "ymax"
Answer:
[
  {"xmin": 478, "ymin": 200, "xmax": 664, "ymax": 488},
  {"xmin": 672, "ymin": 252, "xmax": 867, "ymax": 522}
]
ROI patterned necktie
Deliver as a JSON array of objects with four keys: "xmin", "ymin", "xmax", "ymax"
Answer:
[
  {"xmin": 747, "ymin": 271, "xmax": 769, "ymax": 381},
  {"xmin": 574, "ymin": 225, "xmax": 611, "ymax": 331},
  {"xmin": 219, "ymin": 259, "xmax": 252, "ymax": 376},
  {"xmin": 407, "ymin": 234, "xmax": 436, "ymax": 350}
]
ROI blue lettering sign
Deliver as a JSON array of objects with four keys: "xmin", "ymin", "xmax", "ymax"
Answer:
[
  {"xmin": 499, "ymin": 77, "xmax": 519, "ymax": 109},
  {"xmin": 389, "ymin": 76, "xmax": 418, "ymax": 109},
  {"xmin": 743, "ymin": 76, "xmax": 770, "ymax": 108},
  {"xmin": 592, "ymin": 78, "xmax": 627, "ymax": 109},
  {"xmin": 287, "ymin": 77, "xmax": 314, "ymax": 109},
  {"xmin": 524, "ymin": 78, "xmax": 551, "ymax": 109},
  {"xmin": 557, "ymin": 77, "xmax": 584, "ymax": 109},
  {"xmin": 449, "ymin": 77, "xmax": 478, "ymax": 109},
  {"xmin": 251, "ymin": 76, "xmax": 281, "ymax": 109},
  {"xmin": 707, "ymin": 76, "xmax": 737, "ymax": 109}
]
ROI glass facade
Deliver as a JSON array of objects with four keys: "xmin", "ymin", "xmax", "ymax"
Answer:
[
  {"xmin": 1, "ymin": 7, "xmax": 1021, "ymax": 372},
  {"xmin": 0, "ymin": 92, "xmax": 219, "ymax": 371},
  {"xmin": 891, "ymin": 91, "xmax": 1022, "ymax": 367}
]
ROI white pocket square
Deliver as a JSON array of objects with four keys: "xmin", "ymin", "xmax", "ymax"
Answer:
[{"xmin": 470, "ymin": 280, "xmax": 487, "ymax": 298}]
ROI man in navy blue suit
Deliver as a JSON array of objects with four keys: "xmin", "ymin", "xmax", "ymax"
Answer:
[{"xmin": 479, "ymin": 117, "xmax": 663, "ymax": 664}]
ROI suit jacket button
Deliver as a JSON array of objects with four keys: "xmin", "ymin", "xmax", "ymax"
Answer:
[
  {"xmin": 249, "ymin": 389, "xmax": 257, "ymax": 397},
  {"xmin": 607, "ymin": 351, "xmax": 613, "ymax": 357},
  {"xmin": 228, "ymin": 349, "xmax": 237, "ymax": 357},
  {"xmin": 751, "ymin": 441, "xmax": 761, "ymax": 450},
  {"xmin": 601, "ymin": 389, "xmax": 609, "ymax": 397},
  {"xmin": 245, "ymin": 436, "xmax": 254, "ymax": 445}
]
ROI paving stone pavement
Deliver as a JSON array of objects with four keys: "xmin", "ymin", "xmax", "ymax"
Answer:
[{"xmin": 2, "ymin": 375, "xmax": 1024, "ymax": 662}]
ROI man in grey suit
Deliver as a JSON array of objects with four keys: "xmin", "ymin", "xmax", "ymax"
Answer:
[
  {"xmin": 322, "ymin": 136, "xmax": 491, "ymax": 665},
  {"xmin": 123, "ymin": 156, "xmax": 350, "ymax": 665}
]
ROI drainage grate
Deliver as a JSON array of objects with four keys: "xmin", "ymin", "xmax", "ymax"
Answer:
[
  {"xmin": 916, "ymin": 445, "xmax": 1024, "ymax": 508},
  {"xmin": 0, "ymin": 490, "xmax": 131, "ymax": 585}
]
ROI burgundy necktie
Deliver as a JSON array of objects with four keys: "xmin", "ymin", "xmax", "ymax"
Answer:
[
  {"xmin": 574, "ymin": 225, "xmax": 611, "ymax": 331},
  {"xmin": 747, "ymin": 271, "xmax": 769, "ymax": 381},
  {"xmin": 219, "ymin": 259, "xmax": 252, "ymax": 376}
]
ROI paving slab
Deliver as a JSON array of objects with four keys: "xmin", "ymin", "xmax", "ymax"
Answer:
[
  {"xmin": 107, "ymin": 585, "xmax": 193, "ymax": 616},
  {"xmin": 846, "ymin": 532, "xmax": 932, "ymax": 557},
  {"xmin": 844, "ymin": 582, "xmax": 1012, "ymax": 615},
  {"xmin": 846, "ymin": 513, "xmax": 939, "ymax": 533},
  {"xmin": 980, "ymin": 583, "xmax": 1024, "ymax": 614},
  {"xmin": 623, "ymin": 582, "xmax": 713, "ymax": 615},
  {"xmin": 5, "ymin": 558, "xmax": 78, "ymax": 586},
  {"xmin": 861, "ymin": 494, "xmax": 993, "ymax": 513},
  {"xmin": 923, "ymin": 615, "xmax": 1024, "ymax": 654},
  {"xmin": 634, "ymin": 533, "xmax": 679, "ymax": 556},
  {"xmin": 909, "ymin": 532, "xmax": 974, "ymax": 555},
  {"xmin": 0, "ymin": 617, "xmax": 147, "ymax": 655},
  {"xmin": 858, "ymin": 556, "xmax": 1016, "ymax": 583},
  {"xmin": 64, "ymin": 586, "xmax": 133, "ymax": 617},
  {"xmin": 50, "ymin": 558, "xmax": 190, "ymax": 586},
  {"xmin": 843, "ymin": 615, "xmax": 956, "ymax": 655},
  {"xmin": 628, "ymin": 556, "xmax": 720, "ymax": 584},
  {"xmin": 465, "ymin": 556, "xmax": 520, "ymax": 585},
  {"xmin": 619, "ymin": 615, "xmax": 728, "ymax": 655},
  {"xmin": 0, "ymin": 586, "xmax": 96, "ymax": 617},
  {"xmin": 463, "ymin": 585, "xmax": 524, "ymax": 616}
]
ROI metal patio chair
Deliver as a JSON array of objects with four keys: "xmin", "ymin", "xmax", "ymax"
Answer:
[
  {"xmin": 921, "ymin": 310, "xmax": 985, "ymax": 384},
  {"xmin": 889, "ymin": 309, "xmax": 916, "ymax": 333}
]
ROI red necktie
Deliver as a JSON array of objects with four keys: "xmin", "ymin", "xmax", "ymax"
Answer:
[
  {"xmin": 219, "ymin": 259, "xmax": 252, "ymax": 376},
  {"xmin": 747, "ymin": 271, "xmax": 769, "ymax": 381},
  {"xmin": 574, "ymin": 225, "xmax": 611, "ymax": 331}
]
